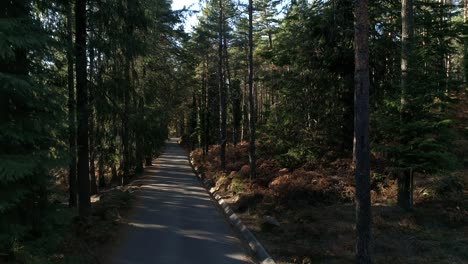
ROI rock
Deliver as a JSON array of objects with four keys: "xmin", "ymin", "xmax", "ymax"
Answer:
[
  {"xmin": 260, "ymin": 215, "xmax": 280, "ymax": 232},
  {"xmin": 210, "ymin": 186, "xmax": 219, "ymax": 193},
  {"xmin": 264, "ymin": 215, "xmax": 280, "ymax": 226}
]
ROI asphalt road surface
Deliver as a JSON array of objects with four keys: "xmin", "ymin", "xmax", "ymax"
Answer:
[{"xmin": 110, "ymin": 138, "xmax": 252, "ymax": 264}]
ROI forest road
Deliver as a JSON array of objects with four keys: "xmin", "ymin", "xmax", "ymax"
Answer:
[{"xmin": 109, "ymin": 138, "xmax": 253, "ymax": 264}]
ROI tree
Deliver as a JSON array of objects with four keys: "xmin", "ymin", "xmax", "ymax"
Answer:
[
  {"xmin": 353, "ymin": 0, "xmax": 371, "ymax": 262},
  {"xmin": 219, "ymin": 0, "xmax": 227, "ymax": 170},
  {"xmin": 0, "ymin": 0, "xmax": 64, "ymax": 252},
  {"xmin": 248, "ymin": 0, "xmax": 256, "ymax": 179},
  {"xmin": 398, "ymin": 0, "xmax": 414, "ymax": 211},
  {"xmin": 75, "ymin": 0, "xmax": 91, "ymax": 217},
  {"xmin": 66, "ymin": 0, "xmax": 77, "ymax": 207}
]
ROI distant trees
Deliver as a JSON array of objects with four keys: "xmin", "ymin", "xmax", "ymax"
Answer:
[
  {"xmin": 181, "ymin": 0, "xmax": 465, "ymax": 260},
  {"xmin": 185, "ymin": 0, "xmax": 257, "ymax": 176}
]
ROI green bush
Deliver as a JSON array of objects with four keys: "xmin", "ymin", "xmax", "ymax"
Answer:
[{"xmin": 276, "ymin": 147, "xmax": 317, "ymax": 170}]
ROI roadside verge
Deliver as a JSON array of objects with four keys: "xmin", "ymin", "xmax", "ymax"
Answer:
[{"xmin": 188, "ymin": 157, "xmax": 276, "ymax": 264}]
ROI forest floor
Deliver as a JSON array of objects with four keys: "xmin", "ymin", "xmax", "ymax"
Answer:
[
  {"xmin": 4, "ymin": 184, "xmax": 135, "ymax": 264},
  {"xmin": 3, "ymin": 159, "xmax": 165, "ymax": 263},
  {"xmin": 188, "ymin": 142, "xmax": 468, "ymax": 264}
]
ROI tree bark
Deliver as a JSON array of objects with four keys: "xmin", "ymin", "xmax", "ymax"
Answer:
[
  {"xmin": 66, "ymin": 1, "xmax": 77, "ymax": 208},
  {"xmin": 75, "ymin": 0, "xmax": 91, "ymax": 217},
  {"xmin": 203, "ymin": 55, "xmax": 209, "ymax": 155},
  {"xmin": 398, "ymin": 0, "xmax": 414, "ymax": 211},
  {"xmin": 232, "ymin": 80, "xmax": 242, "ymax": 145},
  {"xmin": 136, "ymin": 96, "xmax": 145, "ymax": 174},
  {"xmin": 218, "ymin": 0, "xmax": 227, "ymax": 170},
  {"xmin": 88, "ymin": 34, "xmax": 98, "ymax": 195},
  {"xmin": 354, "ymin": 0, "xmax": 372, "ymax": 262},
  {"xmin": 223, "ymin": 21, "xmax": 237, "ymax": 145},
  {"xmin": 248, "ymin": 0, "xmax": 256, "ymax": 179}
]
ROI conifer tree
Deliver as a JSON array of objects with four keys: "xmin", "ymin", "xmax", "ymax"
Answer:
[
  {"xmin": 354, "ymin": 0, "xmax": 372, "ymax": 262},
  {"xmin": 75, "ymin": 0, "xmax": 91, "ymax": 217}
]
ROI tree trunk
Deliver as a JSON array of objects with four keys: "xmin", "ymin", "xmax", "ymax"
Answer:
[
  {"xmin": 398, "ymin": 0, "xmax": 414, "ymax": 211},
  {"xmin": 232, "ymin": 80, "xmax": 242, "ymax": 146},
  {"xmin": 88, "ymin": 36, "xmax": 98, "ymax": 195},
  {"xmin": 75, "ymin": 0, "xmax": 91, "ymax": 217},
  {"xmin": 135, "ymin": 96, "xmax": 144, "ymax": 175},
  {"xmin": 122, "ymin": 59, "xmax": 130, "ymax": 185},
  {"xmin": 242, "ymin": 71, "xmax": 249, "ymax": 142},
  {"xmin": 66, "ymin": 1, "xmax": 77, "ymax": 207},
  {"xmin": 354, "ymin": 0, "xmax": 372, "ymax": 262},
  {"xmin": 98, "ymin": 153, "xmax": 106, "ymax": 188},
  {"xmin": 248, "ymin": 0, "xmax": 256, "ymax": 179},
  {"xmin": 96, "ymin": 52, "xmax": 106, "ymax": 190},
  {"xmin": 218, "ymin": 0, "xmax": 227, "ymax": 170},
  {"xmin": 202, "ymin": 56, "xmax": 208, "ymax": 156},
  {"xmin": 223, "ymin": 22, "xmax": 237, "ymax": 145}
]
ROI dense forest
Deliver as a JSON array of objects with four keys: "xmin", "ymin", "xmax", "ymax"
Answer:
[{"xmin": 0, "ymin": 0, "xmax": 466, "ymax": 263}]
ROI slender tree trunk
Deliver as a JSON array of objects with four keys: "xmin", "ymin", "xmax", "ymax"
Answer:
[
  {"xmin": 88, "ymin": 38, "xmax": 98, "ymax": 195},
  {"xmin": 398, "ymin": 0, "xmax": 414, "ymax": 211},
  {"xmin": 232, "ymin": 80, "xmax": 241, "ymax": 145},
  {"xmin": 97, "ymin": 111, "xmax": 106, "ymax": 189},
  {"xmin": 218, "ymin": 0, "xmax": 227, "ymax": 170},
  {"xmin": 66, "ymin": 2, "xmax": 77, "ymax": 207},
  {"xmin": 354, "ymin": 0, "xmax": 372, "ymax": 262},
  {"xmin": 342, "ymin": 73, "xmax": 355, "ymax": 155},
  {"xmin": 75, "ymin": 0, "xmax": 91, "ymax": 217},
  {"xmin": 242, "ymin": 70, "xmax": 249, "ymax": 142},
  {"xmin": 204, "ymin": 56, "xmax": 209, "ymax": 155},
  {"xmin": 223, "ymin": 23, "xmax": 236, "ymax": 145},
  {"xmin": 464, "ymin": 0, "xmax": 468, "ymax": 85},
  {"xmin": 136, "ymin": 96, "xmax": 144, "ymax": 174},
  {"xmin": 96, "ymin": 52, "xmax": 106, "ymax": 189},
  {"xmin": 121, "ymin": 0, "xmax": 135, "ymax": 184},
  {"xmin": 122, "ymin": 59, "xmax": 130, "ymax": 185},
  {"xmin": 98, "ymin": 153, "xmax": 105, "ymax": 188},
  {"xmin": 111, "ymin": 113, "xmax": 119, "ymax": 185},
  {"xmin": 248, "ymin": 0, "xmax": 256, "ymax": 179}
]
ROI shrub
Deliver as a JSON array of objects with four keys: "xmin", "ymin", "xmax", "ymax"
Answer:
[{"xmin": 433, "ymin": 174, "xmax": 464, "ymax": 201}]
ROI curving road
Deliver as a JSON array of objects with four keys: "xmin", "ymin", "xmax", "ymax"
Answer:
[{"xmin": 110, "ymin": 138, "xmax": 252, "ymax": 264}]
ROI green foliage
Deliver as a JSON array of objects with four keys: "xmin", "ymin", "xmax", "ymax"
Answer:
[
  {"xmin": 0, "ymin": 0, "xmax": 186, "ymax": 259},
  {"xmin": 280, "ymin": 147, "xmax": 317, "ymax": 170},
  {"xmin": 372, "ymin": 2, "xmax": 462, "ymax": 175},
  {"xmin": 0, "ymin": 0, "xmax": 65, "ymax": 256}
]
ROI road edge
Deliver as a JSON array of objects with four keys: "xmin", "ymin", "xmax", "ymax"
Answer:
[{"xmin": 187, "ymin": 154, "xmax": 276, "ymax": 264}]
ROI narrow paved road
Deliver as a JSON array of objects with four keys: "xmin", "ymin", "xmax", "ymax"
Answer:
[{"xmin": 110, "ymin": 139, "xmax": 252, "ymax": 264}]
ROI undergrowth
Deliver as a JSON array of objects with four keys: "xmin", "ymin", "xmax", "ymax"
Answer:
[
  {"xmin": 1, "ymin": 188, "xmax": 133, "ymax": 264},
  {"xmin": 189, "ymin": 142, "xmax": 467, "ymax": 264}
]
